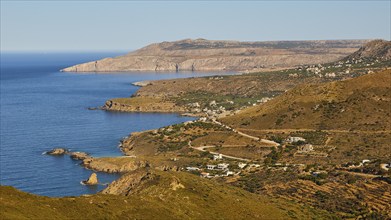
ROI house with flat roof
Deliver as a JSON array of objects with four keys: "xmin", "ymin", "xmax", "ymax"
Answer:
[
  {"xmin": 207, "ymin": 165, "xmax": 217, "ymax": 170},
  {"xmin": 217, "ymin": 163, "xmax": 229, "ymax": 170},
  {"xmin": 213, "ymin": 154, "xmax": 223, "ymax": 160},
  {"xmin": 286, "ymin": 136, "xmax": 306, "ymax": 143}
]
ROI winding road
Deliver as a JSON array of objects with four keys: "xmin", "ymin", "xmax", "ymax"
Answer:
[
  {"xmin": 187, "ymin": 119, "xmax": 280, "ymax": 162},
  {"xmin": 188, "ymin": 141, "xmax": 250, "ymax": 162}
]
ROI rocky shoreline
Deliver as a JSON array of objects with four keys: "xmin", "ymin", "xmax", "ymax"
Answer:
[
  {"xmin": 101, "ymin": 99, "xmax": 187, "ymax": 113},
  {"xmin": 46, "ymin": 147, "xmax": 149, "ymax": 174}
]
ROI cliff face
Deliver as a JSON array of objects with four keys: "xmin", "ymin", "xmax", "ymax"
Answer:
[{"xmin": 61, "ymin": 38, "xmax": 369, "ymax": 72}]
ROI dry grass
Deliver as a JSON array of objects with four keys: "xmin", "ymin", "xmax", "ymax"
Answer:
[{"xmin": 0, "ymin": 170, "xmax": 334, "ymax": 219}]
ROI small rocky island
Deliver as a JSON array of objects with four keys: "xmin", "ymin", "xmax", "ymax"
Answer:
[{"xmin": 82, "ymin": 173, "xmax": 98, "ymax": 185}]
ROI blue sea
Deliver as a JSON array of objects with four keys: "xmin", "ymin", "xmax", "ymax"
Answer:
[{"xmin": 0, "ymin": 52, "xmax": 231, "ymax": 197}]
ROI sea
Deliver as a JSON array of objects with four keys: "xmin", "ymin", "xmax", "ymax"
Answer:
[{"xmin": 0, "ymin": 52, "xmax": 232, "ymax": 197}]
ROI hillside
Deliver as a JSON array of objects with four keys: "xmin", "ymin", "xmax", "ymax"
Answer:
[
  {"xmin": 0, "ymin": 170, "xmax": 332, "ymax": 219},
  {"xmin": 61, "ymin": 38, "xmax": 368, "ymax": 72},
  {"xmin": 344, "ymin": 39, "xmax": 391, "ymax": 61},
  {"xmin": 101, "ymin": 40, "xmax": 390, "ymax": 114},
  {"xmin": 221, "ymin": 69, "xmax": 391, "ymax": 131}
]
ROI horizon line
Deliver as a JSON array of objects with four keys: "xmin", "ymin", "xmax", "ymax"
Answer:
[{"xmin": 2, "ymin": 37, "xmax": 388, "ymax": 53}]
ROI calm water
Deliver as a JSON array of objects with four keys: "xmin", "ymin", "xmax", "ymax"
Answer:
[{"xmin": 0, "ymin": 52, "xmax": 232, "ymax": 197}]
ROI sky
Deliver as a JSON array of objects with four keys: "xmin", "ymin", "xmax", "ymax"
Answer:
[{"xmin": 1, "ymin": 1, "xmax": 390, "ymax": 52}]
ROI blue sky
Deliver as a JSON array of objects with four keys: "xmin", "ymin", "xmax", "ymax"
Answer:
[{"xmin": 1, "ymin": 1, "xmax": 390, "ymax": 52}]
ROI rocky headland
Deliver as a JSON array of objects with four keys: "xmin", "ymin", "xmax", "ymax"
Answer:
[{"xmin": 61, "ymin": 38, "xmax": 369, "ymax": 72}]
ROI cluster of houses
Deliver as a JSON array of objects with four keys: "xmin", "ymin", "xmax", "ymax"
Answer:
[
  {"xmin": 286, "ymin": 136, "xmax": 330, "ymax": 157},
  {"xmin": 185, "ymin": 161, "xmax": 261, "ymax": 179},
  {"xmin": 291, "ymin": 57, "xmax": 379, "ymax": 79},
  {"xmin": 257, "ymin": 97, "xmax": 272, "ymax": 104},
  {"xmin": 285, "ymin": 137, "xmax": 327, "ymax": 156},
  {"xmin": 187, "ymin": 95, "xmax": 274, "ymax": 117},
  {"xmin": 187, "ymin": 100, "xmax": 228, "ymax": 115},
  {"xmin": 186, "ymin": 163, "xmax": 233, "ymax": 178}
]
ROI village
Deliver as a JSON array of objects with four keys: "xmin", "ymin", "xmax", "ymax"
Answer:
[
  {"xmin": 290, "ymin": 56, "xmax": 385, "ymax": 79},
  {"xmin": 183, "ymin": 128, "xmax": 337, "ymax": 180},
  {"xmin": 181, "ymin": 117, "xmax": 390, "ymax": 182}
]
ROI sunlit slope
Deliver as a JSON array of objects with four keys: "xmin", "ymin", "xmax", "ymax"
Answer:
[
  {"xmin": 0, "ymin": 170, "xmax": 333, "ymax": 219},
  {"xmin": 222, "ymin": 69, "xmax": 391, "ymax": 131}
]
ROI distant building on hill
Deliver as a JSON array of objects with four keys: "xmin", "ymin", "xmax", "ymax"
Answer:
[
  {"xmin": 207, "ymin": 165, "xmax": 217, "ymax": 170},
  {"xmin": 297, "ymin": 144, "xmax": 314, "ymax": 152},
  {"xmin": 286, "ymin": 136, "xmax": 306, "ymax": 143},
  {"xmin": 186, "ymin": 167, "xmax": 200, "ymax": 171},
  {"xmin": 217, "ymin": 163, "xmax": 229, "ymax": 170},
  {"xmin": 213, "ymin": 154, "xmax": 223, "ymax": 160}
]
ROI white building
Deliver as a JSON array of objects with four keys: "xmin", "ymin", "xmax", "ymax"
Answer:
[
  {"xmin": 217, "ymin": 163, "xmax": 229, "ymax": 170},
  {"xmin": 362, "ymin": 159, "xmax": 370, "ymax": 164},
  {"xmin": 199, "ymin": 117, "xmax": 207, "ymax": 122},
  {"xmin": 209, "ymin": 100, "xmax": 217, "ymax": 107},
  {"xmin": 286, "ymin": 136, "xmax": 306, "ymax": 143},
  {"xmin": 213, "ymin": 154, "xmax": 223, "ymax": 160},
  {"xmin": 225, "ymin": 171, "xmax": 234, "ymax": 176},
  {"xmin": 186, "ymin": 167, "xmax": 200, "ymax": 171},
  {"xmin": 238, "ymin": 163, "xmax": 247, "ymax": 169},
  {"xmin": 257, "ymin": 97, "xmax": 272, "ymax": 103},
  {"xmin": 207, "ymin": 165, "xmax": 217, "ymax": 170},
  {"xmin": 298, "ymin": 144, "xmax": 314, "ymax": 152},
  {"xmin": 200, "ymin": 172, "xmax": 211, "ymax": 178}
]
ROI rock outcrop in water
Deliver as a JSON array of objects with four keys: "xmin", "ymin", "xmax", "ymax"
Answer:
[
  {"xmin": 70, "ymin": 152, "xmax": 92, "ymax": 161},
  {"xmin": 61, "ymin": 38, "xmax": 369, "ymax": 72},
  {"xmin": 46, "ymin": 148, "xmax": 68, "ymax": 155},
  {"xmin": 82, "ymin": 173, "xmax": 98, "ymax": 185}
]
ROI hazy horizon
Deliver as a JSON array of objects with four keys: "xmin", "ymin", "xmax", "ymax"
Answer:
[
  {"xmin": 1, "ymin": 1, "xmax": 390, "ymax": 52},
  {"xmin": 0, "ymin": 37, "xmax": 384, "ymax": 53}
]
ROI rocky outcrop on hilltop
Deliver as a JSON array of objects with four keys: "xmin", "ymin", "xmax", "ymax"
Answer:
[
  {"xmin": 61, "ymin": 39, "xmax": 369, "ymax": 72},
  {"xmin": 101, "ymin": 168, "xmax": 156, "ymax": 195},
  {"xmin": 344, "ymin": 40, "xmax": 391, "ymax": 61}
]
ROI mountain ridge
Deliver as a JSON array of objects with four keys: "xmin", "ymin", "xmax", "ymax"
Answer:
[{"xmin": 61, "ymin": 39, "xmax": 369, "ymax": 72}]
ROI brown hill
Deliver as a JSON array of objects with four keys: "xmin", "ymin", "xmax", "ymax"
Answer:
[
  {"xmin": 61, "ymin": 39, "xmax": 368, "ymax": 72},
  {"xmin": 344, "ymin": 40, "xmax": 391, "ymax": 61},
  {"xmin": 0, "ymin": 170, "xmax": 333, "ymax": 219},
  {"xmin": 221, "ymin": 69, "xmax": 391, "ymax": 131}
]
